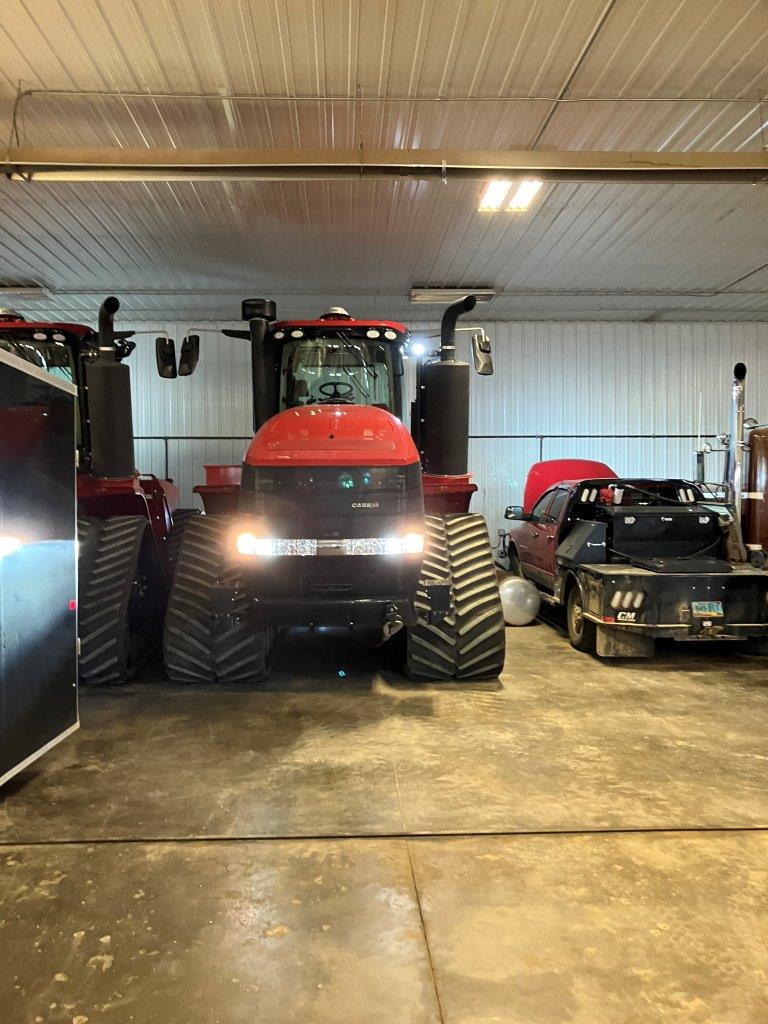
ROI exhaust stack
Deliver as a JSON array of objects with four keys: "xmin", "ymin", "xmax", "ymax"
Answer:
[
  {"xmin": 439, "ymin": 295, "xmax": 476, "ymax": 361},
  {"xmin": 97, "ymin": 295, "xmax": 120, "ymax": 356},
  {"xmin": 724, "ymin": 362, "xmax": 747, "ymax": 530}
]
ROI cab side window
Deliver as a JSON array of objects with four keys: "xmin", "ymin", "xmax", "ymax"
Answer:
[
  {"xmin": 546, "ymin": 488, "xmax": 569, "ymax": 524},
  {"xmin": 529, "ymin": 490, "xmax": 555, "ymax": 523}
]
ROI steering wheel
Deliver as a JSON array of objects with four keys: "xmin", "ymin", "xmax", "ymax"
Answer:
[{"xmin": 317, "ymin": 380, "xmax": 355, "ymax": 403}]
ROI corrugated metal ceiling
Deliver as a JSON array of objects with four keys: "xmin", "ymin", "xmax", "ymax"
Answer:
[{"xmin": 0, "ymin": 0, "xmax": 767, "ymax": 321}]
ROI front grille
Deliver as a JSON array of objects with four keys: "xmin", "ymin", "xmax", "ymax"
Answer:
[{"xmin": 240, "ymin": 461, "xmax": 423, "ymax": 539}]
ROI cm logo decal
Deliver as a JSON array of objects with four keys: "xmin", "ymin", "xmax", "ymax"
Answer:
[{"xmin": 616, "ymin": 610, "xmax": 637, "ymax": 622}]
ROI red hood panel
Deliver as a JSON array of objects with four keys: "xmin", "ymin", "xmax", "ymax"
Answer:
[
  {"xmin": 245, "ymin": 404, "xmax": 420, "ymax": 467},
  {"xmin": 523, "ymin": 459, "xmax": 617, "ymax": 512}
]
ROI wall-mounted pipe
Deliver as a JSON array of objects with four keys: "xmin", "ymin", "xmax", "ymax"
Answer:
[{"xmin": 724, "ymin": 362, "xmax": 747, "ymax": 536}]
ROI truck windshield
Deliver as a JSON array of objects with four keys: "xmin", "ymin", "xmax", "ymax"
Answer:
[{"xmin": 280, "ymin": 332, "xmax": 394, "ymax": 411}]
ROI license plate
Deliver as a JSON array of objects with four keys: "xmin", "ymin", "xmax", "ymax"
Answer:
[{"xmin": 692, "ymin": 600, "xmax": 723, "ymax": 618}]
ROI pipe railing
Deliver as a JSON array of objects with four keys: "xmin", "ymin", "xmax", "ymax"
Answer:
[{"xmin": 135, "ymin": 431, "xmax": 720, "ymax": 484}]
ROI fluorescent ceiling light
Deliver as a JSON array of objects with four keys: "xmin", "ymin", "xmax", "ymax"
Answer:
[
  {"xmin": 507, "ymin": 179, "xmax": 543, "ymax": 211},
  {"xmin": 477, "ymin": 179, "xmax": 512, "ymax": 211},
  {"xmin": 0, "ymin": 286, "xmax": 46, "ymax": 297},
  {"xmin": 409, "ymin": 287, "xmax": 496, "ymax": 304}
]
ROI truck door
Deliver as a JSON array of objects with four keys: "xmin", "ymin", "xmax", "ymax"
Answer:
[
  {"xmin": 537, "ymin": 487, "xmax": 570, "ymax": 590},
  {"xmin": 518, "ymin": 489, "xmax": 556, "ymax": 585}
]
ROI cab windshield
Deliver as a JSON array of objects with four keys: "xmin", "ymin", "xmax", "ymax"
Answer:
[
  {"xmin": 280, "ymin": 331, "xmax": 395, "ymax": 411},
  {"xmin": 0, "ymin": 331, "xmax": 82, "ymax": 445},
  {"xmin": 0, "ymin": 332, "xmax": 77, "ymax": 386}
]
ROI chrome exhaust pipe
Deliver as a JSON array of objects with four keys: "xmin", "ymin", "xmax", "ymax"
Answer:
[{"xmin": 724, "ymin": 362, "xmax": 747, "ymax": 529}]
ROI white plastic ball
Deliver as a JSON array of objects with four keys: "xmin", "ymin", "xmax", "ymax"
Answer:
[{"xmin": 499, "ymin": 575, "xmax": 540, "ymax": 627}]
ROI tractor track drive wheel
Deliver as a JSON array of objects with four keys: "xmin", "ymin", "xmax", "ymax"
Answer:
[
  {"xmin": 164, "ymin": 515, "xmax": 275, "ymax": 684},
  {"xmin": 78, "ymin": 515, "xmax": 166, "ymax": 685},
  {"xmin": 405, "ymin": 513, "xmax": 506, "ymax": 680}
]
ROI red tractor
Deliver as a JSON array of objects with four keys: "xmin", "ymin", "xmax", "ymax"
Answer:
[
  {"xmin": 163, "ymin": 296, "xmax": 505, "ymax": 683},
  {"xmin": 0, "ymin": 297, "xmax": 195, "ymax": 684}
]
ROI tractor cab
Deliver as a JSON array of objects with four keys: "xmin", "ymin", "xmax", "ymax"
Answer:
[
  {"xmin": 0, "ymin": 302, "xmax": 137, "ymax": 478},
  {"xmin": 0, "ymin": 315, "xmax": 96, "ymax": 454},
  {"xmin": 272, "ymin": 310, "xmax": 406, "ymax": 417},
  {"xmin": 0, "ymin": 312, "xmax": 86, "ymax": 387},
  {"xmin": 220, "ymin": 301, "xmax": 407, "ymax": 427}
]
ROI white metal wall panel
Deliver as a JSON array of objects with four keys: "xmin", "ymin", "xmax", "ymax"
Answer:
[{"xmin": 123, "ymin": 319, "xmax": 768, "ymax": 538}]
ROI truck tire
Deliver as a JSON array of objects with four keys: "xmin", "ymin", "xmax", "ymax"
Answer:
[
  {"xmin": 78, "ymin": 515, "xmax": 166, "ymax": 685},
  {"xmin": 167, "ymin": 507, "xmax": 201, "ymax": 568},
  {"xmin": 566, "ymin": 583, "xmax": 597, "ymax": 654},
  {"xmin": 406, "ymin": 513, "xmax": 506, "ymax": 681},
  {"xmin": 506, "ymin": 544, "xmax": 521, "ymax": 576},
  {"xmin": 164, "ymin": 515, "xmax": 274, "ymax": 684}
]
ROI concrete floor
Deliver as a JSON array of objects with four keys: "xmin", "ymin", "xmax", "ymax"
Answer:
[{"xmin": 2, "ymin": 623, "xmax": 768, "ymax": 1022}]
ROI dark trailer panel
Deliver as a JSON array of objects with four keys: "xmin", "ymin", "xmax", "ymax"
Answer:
[{"xmin": 0, "ymin": 348, "xmax": 78, "ymax": 785}]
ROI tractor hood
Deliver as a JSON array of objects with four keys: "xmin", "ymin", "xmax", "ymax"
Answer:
[{"xmin": 245, "ymin": 404, "xmax": 421, "ymax": 468}]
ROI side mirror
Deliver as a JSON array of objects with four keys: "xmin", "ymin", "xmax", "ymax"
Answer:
[
  {"xmin": 155, "ymin": 336, "xmax": 177, "ymax": 379},
  {"xmin": 471, "ymin": 331, "xmax": 493, "ymax": 375},
  {"xmin": 505, "ymin": 504, "xmax": 524, "ymax": 520},
  {"xmin": 178, "ymin": 334, "xmax": 200, "ymax": 376}
]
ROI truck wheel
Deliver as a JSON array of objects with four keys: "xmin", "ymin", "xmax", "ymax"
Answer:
[
  {"xmin": 566, "ymin": 584, "xmax": 597, "ymax": 654},
  {"xmin": 78, "ymin": 516, "xmax": 166, "ymax": 685},
  {"xmin": 164, "ymin": 515, "xmax": 274, "ymax": 684},
  {"xmin": 406, "ymin": 513, "xmax": 506, "ymax": 681},
  {"xmin": 506, "ymin": 545, "xmax": 521, "ymax": 576}
]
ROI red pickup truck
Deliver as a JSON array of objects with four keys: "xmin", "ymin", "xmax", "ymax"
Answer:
[{"xmin": 498, "ymin": 459, "xmax": 768, "ymax": 657}]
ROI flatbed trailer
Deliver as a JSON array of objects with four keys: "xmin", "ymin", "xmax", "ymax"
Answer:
[{"xmin": 552, "ymin": 560, "xmax": 768, "ymax": 657}]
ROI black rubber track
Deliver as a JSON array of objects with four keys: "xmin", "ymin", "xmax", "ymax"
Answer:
[
  {"xmin": 406, "ymin": 513, "xmax": 506, "ymax": 680},
  {"xmin": 166, "ymin": 507, "xmax": 201, "ymax": 568},
  {"xmin": 78, "ymin": 515, "xmax": 163, "ymax": 685},
  {"xmin": 163, "ymin": 515, "xmax": 274, "ymax": 684}
]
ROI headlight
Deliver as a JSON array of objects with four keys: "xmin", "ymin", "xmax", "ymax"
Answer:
[
  {"xmin": 234, "ymin": 532, "xmax": 425, "ymax": 557},
  {"xmin": 400, "ymin": 532, "xmax": 425, "ymax": 554},
  {"xmin": 382, "ymin": 533, "xmax": 424, "ymax": 555},
  {"xmin": 236, "ymin": 534, "xmax": 316, "ymax": 557},
  {"xmin": 236, "ymin": 532, "xmax": 273, "ymax": 557}
]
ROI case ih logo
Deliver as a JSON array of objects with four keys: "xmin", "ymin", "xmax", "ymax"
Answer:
[
  {"xmin": 617, "ymin": 610, "xmax": 637, "ymax": 622},
  {"xmin": 351, "ymin": 501, "xmax": 380, "ymax": 509}
]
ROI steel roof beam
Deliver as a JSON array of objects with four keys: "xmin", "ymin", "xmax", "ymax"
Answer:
[{"xmin": 4, "ymin": 147, "xmax": 768, "ymax": 184}]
